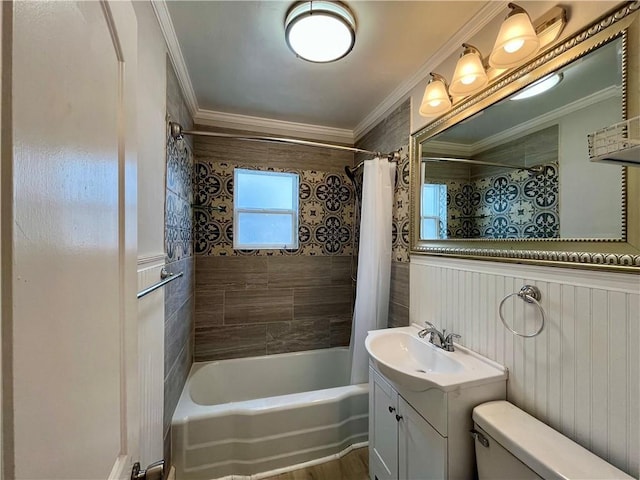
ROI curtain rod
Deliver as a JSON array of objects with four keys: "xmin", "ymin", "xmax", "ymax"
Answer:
[
  {"xmin": 169, "ymin": 122, "xmax": 401, "ymax": 162},
  {"xmin": 422, "ymin": 156, "xmax": 544, "ymax": 174}
]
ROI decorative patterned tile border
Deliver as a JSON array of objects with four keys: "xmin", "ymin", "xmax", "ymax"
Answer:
[
  {"xmin": 392, "ymin": 147, "xmax": 411, "ymax": 263},
  {"xmin": 193, "ymin": 160, "xmax": 355, "ymax": 256},
  {"xmin": 442, "ymin": 163, "xmax": 560, "ymax": 239},
  {"xmin": 166, "ymin": 134, "xmax": 194, "ymax": 263}
]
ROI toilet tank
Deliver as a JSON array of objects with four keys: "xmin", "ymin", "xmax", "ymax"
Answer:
[{"xmin": 472, "ymin": 401, "xmax": 633, "ymax": 480}]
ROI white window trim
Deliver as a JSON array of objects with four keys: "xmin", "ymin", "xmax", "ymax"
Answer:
[
  {"xmin": 421, "ymin": 183, "xmax": 447, "ymax": 240},
  {"xmin": 233, "ymin": 169, "xmax": 299, "ymax": 250}
]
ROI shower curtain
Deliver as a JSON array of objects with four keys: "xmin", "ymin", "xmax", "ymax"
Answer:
[{"xmin": 349, "ymin": 157, "xmax": 396, "ymax": 385}]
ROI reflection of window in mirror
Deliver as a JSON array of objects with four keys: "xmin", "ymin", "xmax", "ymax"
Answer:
[
  {"xmin": 417, "ymin": 36, "xmax": 625, "ymax": 241},
  {"xmin": 421, "ymin": 184, "xmax": 447, "ymax": 239}
]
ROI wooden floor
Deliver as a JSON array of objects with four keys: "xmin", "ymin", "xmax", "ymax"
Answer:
[{"xmin": 263, "ymin": 447, "xmax": 369, "ymax": 480}]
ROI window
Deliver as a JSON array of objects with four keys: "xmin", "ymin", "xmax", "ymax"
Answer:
[
  {"xmin": 233, "ymin": 168, "xmax": 299, "ymax": 249},
  {"xmin": 421, "ymin": 183, "xmax": 447, "ymax": 239}
]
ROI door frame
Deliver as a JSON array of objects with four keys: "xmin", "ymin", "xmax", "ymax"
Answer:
[{"xmin": 0, "ymin": 2, "xmax": 140, "ymax": 478}]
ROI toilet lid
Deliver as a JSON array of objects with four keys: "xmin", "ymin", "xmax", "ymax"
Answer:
[{"xmin": 472, "ymin": 401, "xmax": 633, "ymax": 480}]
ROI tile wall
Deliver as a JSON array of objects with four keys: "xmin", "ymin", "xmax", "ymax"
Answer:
[
  {"xmin": 193, "ymin": 133, "xmax": 355, "ymax": 361},
  {"xmin": 355, "ymin": 99, "xmax": 411, "ymax": 328},
  {"xmin": 163, "ymin": 59, "xmax": 195, "ymax": 470},
  {"xmin": 192, "ymin": 98, "xmax": 411, "ymax": 361},
  {"xmin": 426, "ymin": 126, "xmax": 560, "ymax": 239}
]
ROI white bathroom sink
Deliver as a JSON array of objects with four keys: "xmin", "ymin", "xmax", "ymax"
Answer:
[{"xmin": 365, "ymin": 325, "xmax": 507, "ymax": 392}]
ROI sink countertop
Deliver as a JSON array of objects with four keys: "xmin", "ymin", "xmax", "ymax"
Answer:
[{"xmin": 365, "ymin": 324, "xmax": 508, "ymax": 392}]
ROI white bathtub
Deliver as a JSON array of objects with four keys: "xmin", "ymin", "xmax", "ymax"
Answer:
[{"xmin": 171, "ymin": 347, "xmax": 369, "ymax": 480}]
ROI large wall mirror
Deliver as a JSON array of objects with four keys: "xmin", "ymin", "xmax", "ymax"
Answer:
[{"xmin": 410, "ymin": 4, "xmax": 640, "ymax": 272}]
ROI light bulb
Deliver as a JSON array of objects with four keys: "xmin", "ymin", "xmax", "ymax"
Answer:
[
  {"xmin": 419, "ymin": 73, "xmax": 451, "ymax": 117},
  {"xmin": 489, "ymin": 4, "xmax": 540, "ymax": 69},
  {"xmin": 449, "ymin": 44, "xmax": 488, "ymax": 97},
  {"xmin": 504, "ymin": 38, "xmax": 525, "ymax": 53},
  {"xmin": 460, "ymin": 74, "xmax": 477, "ymax": 85}
]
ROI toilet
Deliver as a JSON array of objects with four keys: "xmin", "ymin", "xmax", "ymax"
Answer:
[{"xmin": 472, "ymin": 401, "xmax": 633, "ymax": 479}]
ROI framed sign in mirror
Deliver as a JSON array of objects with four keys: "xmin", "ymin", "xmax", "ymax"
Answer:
[{"xmin": 410, "ymin": 3, "xmax": 640, "ymax": 272}]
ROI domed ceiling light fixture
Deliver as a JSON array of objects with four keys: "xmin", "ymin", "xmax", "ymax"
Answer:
[
  {"xmin": 449, "ymin": 44, "xmax": 489, "ymax": 97},
  {"xmin": 489, "ymin": 3, "xmax": 540, "ymax": 69},
  {"xmin": 510, "ymin": 72, "xmax": 563, "ymax": 100},
  {"xmin": 285, "ymin": 1, "xmax": 356, "ymax": 63},
  {"xmin": 419, "ymin": 73, "xmax": 452, "ymax": 117}
]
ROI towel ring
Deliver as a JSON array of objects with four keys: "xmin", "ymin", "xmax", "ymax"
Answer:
[{"xmin": 498, "ymin": 285, "xmax": 545, "ymax": 338}]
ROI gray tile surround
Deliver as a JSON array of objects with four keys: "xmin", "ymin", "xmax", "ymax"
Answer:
[
  {"xmin": 355, "ymin": 100, "xmax": 411, "ymax": 328},
  {"xmin": 390, "ymin": 260, "xmax": 409, "ymax": 308},
  {"xmin": 195, "ymin": 323, "xmax": 268, "ymax": 361},
  {"xmin": 194, "ymin": 255, "xmax": 353, "ymax": 361},
  {"xmin": 164, "ymin": 58, "xmax": 195, "ymax": 475},
  {"xmin": 191, "ymin": 99, "xmax": 411, "ymax": 362},
  {"xmin": 266, "ymin": 319, "xmax": 331, "ymax": 354}
]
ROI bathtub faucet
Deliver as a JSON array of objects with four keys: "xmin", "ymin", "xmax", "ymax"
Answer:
[{"xmin": 418, "ymin": 322, "xmax": 461, "ymax": 352}]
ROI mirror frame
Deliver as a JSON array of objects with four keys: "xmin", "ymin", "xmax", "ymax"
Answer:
[{"xmin": 410, "ymin": 3, "xmax": 640, "ymax": 273}]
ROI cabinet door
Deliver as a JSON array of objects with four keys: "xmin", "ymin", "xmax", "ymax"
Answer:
[
  {"xmin": 369, "ymin": 368, "xmax": 399, "ymax": 480},
  {"xmin": 398, "ymin": 397, "xmax": 447, "ymax": 480}
]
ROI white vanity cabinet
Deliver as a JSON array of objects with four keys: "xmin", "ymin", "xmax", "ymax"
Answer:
[{"xmin": 369, "ymin": 366, "xmax": 506, "ymax": 480}]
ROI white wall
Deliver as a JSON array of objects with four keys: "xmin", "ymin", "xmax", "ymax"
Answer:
[
  {"xmin": 0, "ymin": 3, "xmax": 4, "ymax": 477},
  {"xmin": 558, "ymin": 96, "xmax": 623, "ymax": 238},
  {"xmin": 410, "ymin": 255, "xmax": 639, "ymax": 477},
  {"xmin": 134, "ymin": 0, "xmax": 168, "ymax": 260},
  {"xmin": 132, "ymin": 1, "xmax": 170, "ymax": 467}
]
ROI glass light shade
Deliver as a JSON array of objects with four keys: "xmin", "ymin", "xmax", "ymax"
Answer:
[
  {"xmin": 285, "ymin": 1, "xmax": 356, "ymax": 63},
  {"xmin": 489, "ymin": 9, "xmax": 540, "ymax": 69},
  {"xmin": 449, "ymin": 47, "xmax": 488, "ymax": 96},
  {"xmin": 419, "ymin": 75, "xmax": 451, "ymax": 117}
]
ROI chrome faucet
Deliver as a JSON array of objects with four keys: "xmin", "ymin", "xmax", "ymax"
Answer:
[
  {"xmin": 418, "ymin": 322, "xmax": 461, "ymax": 352},
  {"xmin": 418, "ymin": 321, "xmax": 445, "ymax": 345}
]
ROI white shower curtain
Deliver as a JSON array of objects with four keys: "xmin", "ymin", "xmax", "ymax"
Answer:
[{"xmin": 349, "ymin": 157, "xmax": 396, "ymax": 385}]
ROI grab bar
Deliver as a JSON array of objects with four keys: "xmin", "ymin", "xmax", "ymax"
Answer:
[{"xmin": 137, "ymin": 268, "xmax": 184, "ymax": 299}]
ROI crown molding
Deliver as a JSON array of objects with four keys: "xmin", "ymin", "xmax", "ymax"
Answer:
[
  {"xmin": 353, "ymin": 1, "xmax": 508, "ymax": 141},
  {"xmin": 154, "ymin": 0, "xmax": 509, "ymax": 145},
  {"xmin": 421, "ymin": 86, "xmax": 621, "ymax": 157},
  {"xmin": 470, "ymin": 85, "xmax": 621, "ymax": 153},
  {"xmin": 152, "ymin": 0, "xmax": 199, "ymax": 116},
  {"xmin": 194, "ymin": 109, "xmax": 355, "ymax": 144},
  {"xmin": 421, "ymin": 140, "xmax": 474, "ymax": 156}
]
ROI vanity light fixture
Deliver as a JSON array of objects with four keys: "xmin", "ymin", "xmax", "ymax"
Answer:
[
  {"xmin": 284, "ymin": 1, "xmax": 356, "ymax": 63},
  {"xmin": 419, "ymin": 73, "xmax": 452, "ymax": 117},
  {"xmin": 449, "ymin": 44, "xmax": 489, "ymax": 96},
  {"xmin": 418, "ymin": 4, "xmax": 566, "ymax": 118},
  {"xmin": 489, "ymin": 3, "xmax": 540, "ymax": 69},
  {"xmin": 510, "ymin": 72, "xmax": 563, "ymax": 100}
]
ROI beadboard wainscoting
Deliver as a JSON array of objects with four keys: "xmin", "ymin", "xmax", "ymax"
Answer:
[
  {"xmin": 137, "ymin": 256, "xmax": 167, "ymax": 467},
  {"xmin": 410, "ymin": 256, "xmax": 639, "ymax": 478}
]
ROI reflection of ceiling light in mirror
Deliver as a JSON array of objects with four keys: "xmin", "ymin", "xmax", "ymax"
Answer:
[
  {"xmin": 419, "ymin": 73, "xmax": 451, "ymax": 117},
  {"xmin": 489, "ymin": 3, "xmax": 540, "ymax": 69},
  {"xmin": 450, "ymin": 44, "xmax": 488, "ymax": 96},
  {"xmin": 284, "ymin": 1, "xmax": 356, "ymax": 63},
  {"xmin": 510, "ymin": 73, "xmax": 563, "ymax": 100}
]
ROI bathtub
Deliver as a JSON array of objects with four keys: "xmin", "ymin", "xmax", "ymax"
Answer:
[{"xmin": 171, "ymin": 347, "xmax": 369, "ymax": 480}]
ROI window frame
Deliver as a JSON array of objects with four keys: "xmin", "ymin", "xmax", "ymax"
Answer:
[
  {"xmin": 421, "ymin": 183, "xmax": 447, "ymax": 240},
  {"xmin": 233, "ymin": 168, "xmax": 300, "ymax": 250}
]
